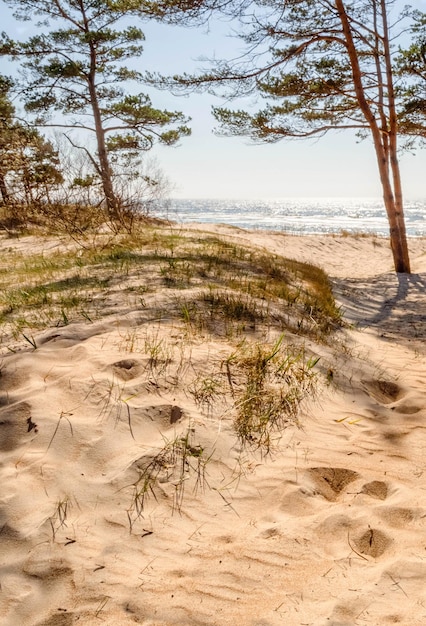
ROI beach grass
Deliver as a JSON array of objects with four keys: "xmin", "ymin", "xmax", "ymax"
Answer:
[
  {"xmin": 0, "ymin": 220, "xmax": 342, "ymax": 347},
  {"xmin": 0, "ymin": 216, "xmax": 343, "ymax": 509},
  {"xmin": 2, "ymin": 205, "xmax": 426, "ymax": 625}
]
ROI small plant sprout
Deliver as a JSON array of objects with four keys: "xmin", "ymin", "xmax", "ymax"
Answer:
[
  {"xmin": 22, "ymin": 332, "xmax": 37, "ymax": 350},
  {"xmin": 143, "ymin": 330, "xmax": 173, "ymax": 375},
  {"xmin": 49, "ymin": 497, "xmax": 71, "ymax": 541},
  {"xmin": 127, "ymin": 429, "xmax": 211, "ymax": 531},
  {"xmin": 231, "ymin": 335, "xmax": 319, "ymax": 452},
  {"xmin": 188, "ymin": 372, "xmax": 224, "ymax": 417},
  {"xmin": 94, "ymin": 376, "xmax": 136, "ymax": 438},
  {"xmin": 47, "ymin": 410, "xmax": 74, "ymax": 451}
]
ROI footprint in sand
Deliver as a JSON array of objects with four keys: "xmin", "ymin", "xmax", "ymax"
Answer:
[
  {"xmin": 0, "ymin": 401, "xmax": 37, "ymax": 452},
  {"xmin": 316, "ymin": 514, "xmax": 393, "ymax": 559},
  {"xmin": 111, "ymin": 358, "xmax": 144, "ymax": 381},
  {"xmin": 308, "ymin": 467, "xmax": 359, "ymax": 501},
  {"xmin": 393, "ymin": 403, "xmax": 422, "ymax": 415},
  {"xmin": 376, "ymin": 506, "xmax": 423, "ymax": 528},
  {"xmin": 143, "ymin": 404, "xmax": 184, "ymax": 426},
  {"xmin": 1, "ymin": 557, "xmax": 74, "ymax": 626},
  {"xmin": 353, "ymin": 527, "xmax": 392, "ymax": 557},
  {"xmin": 361, "ymin": 378, "xmax": 403, "ymax": 405},
  {"xmin": 360, "ymin": 480, "xmax": 388, "ymax": 500}
]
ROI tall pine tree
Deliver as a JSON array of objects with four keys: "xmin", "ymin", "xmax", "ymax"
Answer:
[
  {"xmin": 1, "ymin": 0, "xmax": 191, "ymax": 219},
  {"xmin": 154, "ymin": 0, "xmax": 426, "ymax": 273}
]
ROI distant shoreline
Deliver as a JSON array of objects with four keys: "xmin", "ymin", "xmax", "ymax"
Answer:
[{"xmin": 156, "ymin": 197, "xmax": 426, "ymax": 237}]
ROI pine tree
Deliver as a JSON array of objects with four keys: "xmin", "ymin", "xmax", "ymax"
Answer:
[
  {"xmin": 155, "ymin": 0, "xmax": 426, "ymax": 273},
  {"xmin": 397, "ymin": 10, "xmax": 426, "ymax": 142},
  {"xmin": 1, "ymin": 0, "xmax": 191, "ymax": 219},
  {"xmin": 0, "ymin": 75, "xmax": 63, "ymax": 207}
]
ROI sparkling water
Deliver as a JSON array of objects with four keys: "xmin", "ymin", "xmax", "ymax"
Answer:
[{"xmin": 157, "ymin": 197, "xmax": 426, "ymax": 237}]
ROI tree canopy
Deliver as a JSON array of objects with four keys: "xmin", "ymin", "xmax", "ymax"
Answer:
[
  {"xmin": 0, "ymin": 75, "xmax": 63, "ymax": 208},
  {"xmin": 397, "ymin": 10, "xmax": 426, "ymax": 141},
  {"xmin": 1, "ymin": 0, "xmax": 191, "ymax": 218}
]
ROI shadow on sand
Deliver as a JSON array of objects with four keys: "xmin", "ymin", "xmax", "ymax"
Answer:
[{"xmin": 333, "ymin": 272, "xmax": 426, "ymax": 347}]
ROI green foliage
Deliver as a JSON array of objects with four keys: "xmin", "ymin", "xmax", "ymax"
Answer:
[
  {"xmin": 1, "ymin": 0, "xmax": 191, "ymax": 215},
  {"xmin": 0, "ymin": 76, "xmax": 63, "ymax": 210},
  {"xmin": 231, "ymin": 336, "xmax": 319, "ymax": 451},
  {"xmin": 127, "ymin": 429, "xmax": 210, "ymax": 527},
  {"xmin": 0, "ymin": 224, "xmax": 341, "ymax": 344},
  {"xmin": 208, "ymin": 1, "xmax": 390, "ymax": 140},
  {"xmin": 397, "ymin": 11, "xmax": 426, "ymax": 141},
  {"xmin": 201, "ymin": 3, "xmax": 425, "ymax": 156}
]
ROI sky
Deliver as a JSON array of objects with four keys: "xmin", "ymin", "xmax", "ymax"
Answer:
[{"xmin": 2, "ymin": 0, "xmax": 426, "ymax": 200}]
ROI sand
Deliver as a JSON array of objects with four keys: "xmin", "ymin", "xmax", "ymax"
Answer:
[{"xmin": 1, "ymin": 226, "xmax": 426, "ymax": 626}]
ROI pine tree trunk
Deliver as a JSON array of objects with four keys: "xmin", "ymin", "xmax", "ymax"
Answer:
[
  {"xmin": 90, "ymin": 87, "xmax": 120, "ymax": 220},
  {"xmin": 0, "ymin": 171, "xmax": 9, "ymax": 203},
  {"xmin": 87, "ymin": 43, "xmax": 120, "ymax": 221},
  {"xmin": 380, "ymin": 165, "xmax": 411, "ymax": 273},
  {"xmin": 365, "ymin": 113, "xmax": 410, "ymax": 273},
  {"xmin": 336, "ymin": 0, "xmax": 411, "ymax": 274},
  {"xmin": 380, "ymin": 0, "xmax": 411, "ymax": 273}
]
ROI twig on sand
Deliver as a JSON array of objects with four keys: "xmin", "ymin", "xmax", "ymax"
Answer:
[
  {"xmin": 47, "ymin": 411, "xmax": 74, "ymax": 451},
  {"xmin": 388, "ymin": 573, "xmax": 408, "ymax": 598},
  {"xmin": 347, "ymin": 531, "xmax": 369, "ymax": 561}
]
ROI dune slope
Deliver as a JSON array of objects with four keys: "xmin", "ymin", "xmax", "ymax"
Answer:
[{"xmin": 0, "ymin": 227, "xmax": 425, "ymax": 626}]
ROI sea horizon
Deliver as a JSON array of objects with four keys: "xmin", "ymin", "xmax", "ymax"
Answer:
[{"xmin": 155, "ymin": 196, "xmax": 426, "ymax": 237}]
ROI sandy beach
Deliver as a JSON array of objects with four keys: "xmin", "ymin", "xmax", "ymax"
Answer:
[{"xmin": 1, "ymin": 225, "xmax": 426, "ymax": 626}]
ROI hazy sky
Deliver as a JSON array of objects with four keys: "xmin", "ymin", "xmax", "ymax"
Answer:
[{"xmin": 2, "ymin": 1, "xmax": 426, "ymax": 200}]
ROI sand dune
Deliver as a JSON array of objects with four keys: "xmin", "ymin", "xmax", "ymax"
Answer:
[{"xmin": 0, "ymin": 228, "xmax": 425, "ymax": 626}]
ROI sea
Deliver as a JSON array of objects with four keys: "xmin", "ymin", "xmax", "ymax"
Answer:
[{"xmin": 156, "ymin": 197, "xmax": 426, "ymax": 237}]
